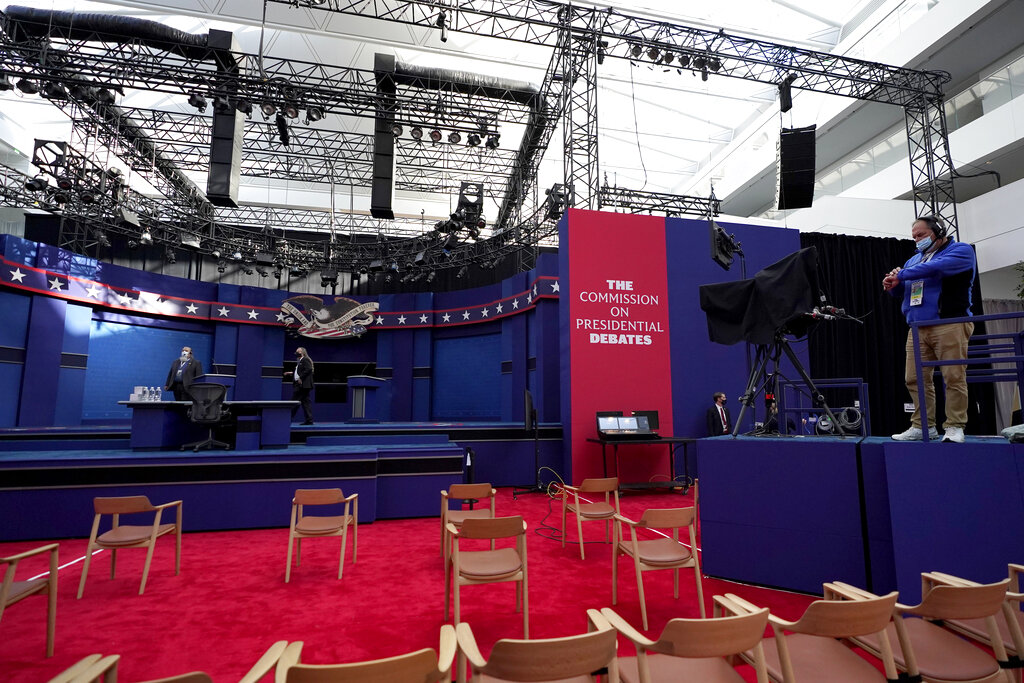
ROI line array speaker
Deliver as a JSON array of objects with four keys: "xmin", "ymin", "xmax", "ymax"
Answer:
[{"xmin": 777, "ymin": 125, "xmax": 816, "ymax": 210}]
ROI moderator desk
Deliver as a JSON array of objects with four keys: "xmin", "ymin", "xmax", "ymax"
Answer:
[
  {"xmin": 119, "ymin": 400, "xmax": 299, "ymax": 450},
  {"xmin": 586, "ymin": 435, "xmax": 696, "ymax": 491}
]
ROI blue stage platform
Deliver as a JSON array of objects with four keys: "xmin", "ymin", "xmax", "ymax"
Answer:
[{"xmin": 698, "ymin": 435, "xmax": 1024, "ymax": 601}]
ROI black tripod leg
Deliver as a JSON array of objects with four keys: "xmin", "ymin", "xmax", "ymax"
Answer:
[
  {"xmin": 779, "ymin": 339, "xmax": 846, "ymax": 436},
  {"xmin": 733, "ymin": 345, "xmax": 772, "ymax": 437}
]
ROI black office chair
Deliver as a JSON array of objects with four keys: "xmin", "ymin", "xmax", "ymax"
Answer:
[{"xmin": 181, "ymin": 383, "xmax": 231, "ymax": 452}]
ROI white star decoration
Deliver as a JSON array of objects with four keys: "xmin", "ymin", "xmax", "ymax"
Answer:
[
  {"xmin": 375, "ymin": 316, "xmax": 384, "ymax": 324},
  {"xmin": 442, "ymin": 312, "xmax": 451, "ymax": 323},
  {"xmin": 419, "ymin": 314, "xmax": 428, "ymax": 323},
  {"xmin": 496, "ymin": 303, "xmax": 503, "ymax": 314},
  {"xmin": 48, "ymin": 277, "xmax": 63, "ymax": 291},
  {"xmin": 186, "ymin": 303, "xmax": 199, "ymax": 314},
  {"xmin": 247, "ymin": 309, "xmax": 259, "ymax": 320},
  {"xmin": 551, "ymin": 281, "xmax": 560, "ymax": 292},
  {"xmin": 275, "ymin": 311, "xmax": 287, "ymax": 322},
  {"xmin": 527, "ymin": 293, "xmax": 533, "ymax": 305},
  {"xmin": 117, "ymin": 293, "xmax": 132, "ymax": 306},
  {"xmin": 397, "ymin": 315, "xmax": 407, "ymax": 324},
  {"xmin": 512, "ymin": 298, "xmax": 519, "ymax": 309},
  {"xmin": 462, "ymin": 310, "xmax": 470, "ymax": 320},
  {"xmin": 9, "ymin": 268, "xmax": 25, "ymax": 283},
  {"xmin": 217, "ymin": 307, "xmax": 230, "ymax": 317},
  {"xmin": 481, "ymin": 307, "xmax": 489, "ymax": 317},
  {"xmin": 85, "ymin": 284, "xmax": 103, "ymax": 298},
  {"xmin": 533, "ymin": 284, "xmax": 538, "ymax": 296}
]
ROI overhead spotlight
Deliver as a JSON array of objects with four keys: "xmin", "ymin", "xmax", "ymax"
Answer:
[
  {"xmin": 165, "ymin": 247, "xmax": 177, "ymax": 264},
  {"xmin": 93, "ymin": 229, "xmax": 110, "ymax": 247},
  {"xmin": 0, "ymin": 74, "xmax": 12, "ymax": 91},
  {"xmin": 677, "ymin": 54, "xmax": 690, "ymax": 68},
  {"xmin": 456, "ymin": 265, "xmax": 468, "ymax": 278},
  {"xmin": 708, "ymin": 56, "xmax": 722, "ymax": 72},
  {"xmin": 429, "ymin": 129, "xmax": 442, "ymax": 143},
  {"xmin": 426, "ymin": 271, "xmax": 436, "ymax": 283},
  {"xmin": 24, "ymin": 176, "xmax": 47, "ymax": 192},
  {"xmin": 56, "ymin": 176, "xmax": 74, "ymax": 191},
  {"xmin": 283, "ymin": 103, "xmax": 300, "ymax": 119},
  {"xmin": 662, "ymin": 53, "xmax": 674, "ymax": 65},
  {"xmin": 15, "ymin": 78, "xmax": 38, "ymax": 94},
  {"xmin": 693, "ymin": 56, "xmax": 707, "ymax": 70},
  {"xmin": 392, "ymin": 124, "xmax": 403, "ymax": 137},
  {"xmin": 410, "ymin": 126, "xmax": 424, "ymax": 140},
  {"xmin": 242, "ymin": 265, "xmax": 254, "ymax": 275},
  {"xmin": 79, "ymin": 188, "xmax": 98, "ymax": 204},
  {"xmin": 216, "ymin": 259, "xmax": 227, "ymax": 274},
  {"xmin": 630, "ymin": 44, "xmax": 643, "ymax": 59},
  {"xmin": 289, "ymin": 265, "xmax": 307, "ymax": 278},
  {"xmin": 647, "ymin": 47, "xmax": 660, "ymax": 61},
  {"xmin": 273, "ymin": 268, "xmax": 282, "ymax": 279},
  {"xmin": 140, "ymin": 229, "xmax": 153, "ymax": 245},
  {"xmin": 127, "ymin": 239, "xmax": 139, "ymax": 250},
  {"xmin": 447, "ymin": 131, "xmax": 461, "ymax": 144},
  {"xmin": 596, "ymin": 40, "xmax": 608, "ymax": 65},
  {"xmin": 467, "ymin": 133, "xmax": 481, "ymax": 147},
  {"xmin": 306, "ymin": 106, "xmax": 324, "ymax": 122},
  {"xmin": 260, "ymin": 101, "xmax": 277, "ymax": 117},
  {"xmin": 485, "ymin": 134, "xmax": 500, "ymax": 150},
  {"xmin": 213, "ymin": 95, "xmax": 232, "ymax": 113},
  {"xmin": 436, "ymin": 10, "xmax": 448, "ymax": 43},
  {"xmin": 308, "ymin": 0, "xmax": 327, "ymax": 5},
  {"xmin": 235, "ymin": 99, "xmax": 253, "ymax": 116},
  {"xmin": 53, "ymin": 190, "xmax": 70, "ymax": 204},
  {"xmin": 95, "ymin": 88, "xmax": 115, "ymax": 105},
  {"xmin": 256, "ymin": 266, "xmax": 269, "ymax": 278},
  {"xmin": 41, "ymin": 82, "xmax": 67, "ymax": 100},
  {"xmin": 187, "ymin": 92, "xmax": 207, "ymax": 112}
]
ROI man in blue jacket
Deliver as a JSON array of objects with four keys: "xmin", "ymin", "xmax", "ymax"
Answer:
[{"xmin": 883, "ymin": 216, "xmax": 976, "ymax": 443}]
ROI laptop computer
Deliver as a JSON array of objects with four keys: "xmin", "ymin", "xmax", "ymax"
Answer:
[{"xmin": 597, "ymin": 414, "xmax": 659, "ymax": 440}]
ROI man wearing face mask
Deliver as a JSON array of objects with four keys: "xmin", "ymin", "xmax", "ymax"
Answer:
[
  {"xmin": 165, "ymin": 346, "xmax": 203, "ymax": 401},
  {"xmin": 706, "ymin": 391, "xmax": 731, "ymax": 436},
  {"xmin": 883, "ymin": 216, "xmax": 976, "ymax": 443},
  {"xmin": 290, "ymin": 347, "xmax": 315, "ymax": 425}
]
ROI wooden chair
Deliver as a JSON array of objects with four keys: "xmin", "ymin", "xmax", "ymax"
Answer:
[
  {"xmin": 445, "ymin": 515, "xmax": 529, "ymax": 637},
  {"xmin": 77, "ymin": 496, "xmax": 182, "ymax": 598},
  {"xmin": 561, "ymin": 477, "xmax": 619, "ymax": 560},
  {"xmin": 274, "ymin": 625, "xmax": 455, "ymax": 682},
  {"xmin": 455, "ymin": 610, "xmax": 618, "ymax": 683},
  {"xmin": 613, "ymin": 506, "xmax": 705, "ymax": 629},
  {"xmin": 1, "ymin": 543, "xmax": 58, "ymax": 657},
  {"xmin": 940, "ymin": 565, "xmax": 1024, "ymax": 658},
  {"xmin": 285, "ymin": 488, "xmax": 358, "ymax": 583},
  {"xmin": 441, "ymin": 483, "xmax": 496, "ymax": 564},
  {"xmin": 723, "ymin": 586, "xmax": 901, "ymax": 683},
  {"xmin": 835, "ymin": 576, "xmax": 1017, "ymax": 683},
  {"xmin": 601, "ymin": 599, "xmax": 770, "ymax": 683},
  {"xmin": 46, "ymin": 641, "xmax": 288, "ymax": 683}
]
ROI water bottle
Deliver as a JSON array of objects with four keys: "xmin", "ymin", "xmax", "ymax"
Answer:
[
  {"xmin": 141, "ymin": 386, "xmax": 149, "ymax": 401},
  {"xmin": 155, "ymin": 387, "xmax": 162, "ymax": 401}
]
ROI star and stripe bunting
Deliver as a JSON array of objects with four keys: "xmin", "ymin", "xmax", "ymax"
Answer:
[{"xmin": 1, "ymin": 255, "xmax": 559, "ymax": 330}]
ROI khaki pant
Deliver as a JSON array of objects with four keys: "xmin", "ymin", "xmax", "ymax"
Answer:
[{"xmin": 905, "ymin": 322, "xmax": 974, "ymax": 430}]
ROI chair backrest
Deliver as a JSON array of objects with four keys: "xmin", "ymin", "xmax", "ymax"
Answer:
[
  {"xmin": 294, "ymin": 489, "xmax": 345, "ymax": 506},
  {"xmin": 917, "ymin": 579, "xmax": 1010, "ymax": 620},
  {"xmin": 481, "ymin": 629, "xmax": 618, "ymax": 681},
  {"xmin": 187, "ymin": 383, "xmax": 227, "ymax": 423},
  {"xmin": 790, "ymin": 592, "xmax": 899, "ymax": 638},
  {"xmin": 579, "ymin": 477, "xmax": 619, "ymax": 493},
  {"xmin": 284, "ymin": 649, "xmax": 445, "ymax": 683},
  {"xmin": 459, "ymin": 515, "xmax": 525, "ymax": 540},
  {"xmin": 94, "ymin": 495, "xmax": 154, "ymax": 515},
  {"xmin": 637, "ymin": 507, "xmax": 695, "ymax": 530},
  {"xmin": 447, "ymin": 483, "xmax": 494, "ymax": 501},
  {"xmin": 653, "ymin": 609, "xmax": 770, "ymax": 658}
]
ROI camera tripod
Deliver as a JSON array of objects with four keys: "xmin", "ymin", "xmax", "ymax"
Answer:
[{"xmin": 732, "ymin": 329, "xmax": 846, "ymax": 437}]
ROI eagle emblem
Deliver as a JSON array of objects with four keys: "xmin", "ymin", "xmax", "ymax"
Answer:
[{"xmin": 279, "ymin": 295, "xmax": 379, "ymax": 339}]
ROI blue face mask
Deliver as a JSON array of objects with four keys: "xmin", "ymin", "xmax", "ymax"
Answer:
[{"xmin": 915, "ymin": 236, "xmax": 933, "ymax": 253}]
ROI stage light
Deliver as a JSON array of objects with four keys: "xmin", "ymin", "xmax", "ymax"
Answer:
[
  {"xmin": 779, "ymin": 73, "xmax": 798, "ymax": 113},
  {"xmin": 42, "ymin": 82, "xmax": 67, "ymax": 100},
  {"xmin": 426, "ymin": 270, "xmax": 436, "ymax": 283},
  {"xmin": 429, "ymin": 129, "xmax": 442, "ymax": 143},
  {"xmin": 320, "ymin": 269, "xmax": 338, "ymax": 288},
  {"xmin": 232, "ymin": 249, "xmax": 242, "ymax": 260},
  {"xmin": 485, "ymin": 134, "xmax": 500, "ymax": 150},
  {"xmin": 273, "ymin": 268, "xmax": 282, "ymax": 279},
  {"xmin": 693, "ymin": 56, "xmax": 707, "ymax": 70},
  {"xmin": 217, "ymin": 259, "xmax": 227, "ymax": 274},
  {"xmin": 447, "ymin": 131, "xmax": 461, "ymax": 144},
  {"xmin": 260, "ymin": 101, "xmax": 277, "ymax": 117},
  {"xmin": 140, "ymin": 229, "xmax": 153, "ymax": 245},
  {"xmin": 289, "ymin": 266, "xmax": 306, "ymax": 278},
  {"xmin": 630, "ymin": 44, "xmax": 643, "ymax": 59},
  {"xmin": 597, "ymin": 40, "xmax": 608, "ymax": 65},
  {"xmin": 456, "ymin": 265, "xmax": 467, "ymax": 278},
  {"xmin": 127, "ymin": 239, "xmax": 139, "ymax": 250},
  {"xmin": 235, "ymin": 99, "xmax": 253, "ymax": 116},
  {"xmin": 467, "ymin": 133, "xmax": 481, "ymax": 147},
  {"xmin": 256, "ymin": 267, "xmax": 269, "ymax": 277},
  {"xmin": 53, "ymin": 190, "xmax": 70, "ymax": 204},
  {"xmin": 283, "ymin": 103, "xmax": 300, "ymax": 119},
  {"xmin": 56, "ymin": 176, "xmax": 74, "ymax": 191},
  {"xmin": 242, "ymin": 265, "xmax": 254, "ymax": 275},
  {"xmin": 306, "ymin": 106, "xmax": 324, "ymax": 122},
  {"xmin": 677, "ymin": 54, "xmax": 690, "ymax": 68},
  {"xmin": 410, "ymin": 126, "xmax": 424, "ymax": 140},
  {"xmin": 95, "ymin": 88, "xmax": 115, "ymax": 105},
  {"xmin": 165, "ymin": 247, "xmax": 177, "ymax": 264},
  {"xmin": 0, "ymin": 74, "xmax": 12, "ymax": 91},
  {"xmin": 662, "ymin": 53, "xmax": 674, "ymax": 65},
  {"xmin": 79, "ymin": 188, "xmax": 98, "ymax": 204},
  {"xmin": 647, "ymin": 47, "xmax": 660, "ymax": 61},
  {"xmin": 213, "ymin": 95, "xmax": 232, "ymax": 114},
  {"xmin": 708, "ymin": 56, "xmax": 722, "ymax": 72},
  {"xmin": 24, "ymin": 176, "xmax": 47, "ymax": 192},
  {"xmin": 392, "ymin": 124, "xmax": 403, "ymax": 137},
  {"xmin": 16, "ymin": 78, "xmax": 38, "ymax": 94},
  {"xmin": 93, "ymin": 229, "xmax": 110, "ymax": 247},
  {"xmin": 188, "ymin": 92, "xmax": 207, "ymax": 112}
]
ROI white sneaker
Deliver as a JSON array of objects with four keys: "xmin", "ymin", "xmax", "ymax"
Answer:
[
  {"xmin": 892, "ymin": 426, "xmax": 940, "ymax": 441},
  {"xmin": 942, "ymin": 427, "xmax": 965, "ymax": 443}
]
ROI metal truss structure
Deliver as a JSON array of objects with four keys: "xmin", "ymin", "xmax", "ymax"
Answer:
[{"xmin": 599, "ymin": 186, "xmax": 721, "ymax": 218}]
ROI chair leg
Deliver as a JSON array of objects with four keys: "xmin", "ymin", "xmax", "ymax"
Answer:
[
  {"xmin": 674, "ymin": 568, "xmax": 679, "ymax": 599},
  {"xmin": 77, "ymin": 546, "xmax": 94, "ymax": 600},
  {"xmin": 693, "ymin": 565, "xmax": 706, "ymax": 618},
  {"xmin": 110, "ymin": 549, "xmax": 117, "ymax": 580},
  {"xmin": 174, "ymin": 527, "xmax": 182, "ymax": 576},
  {"xmin": 576, "ymin": 512, "xmax": 585, "ymax": 560},
  {"xmin": 444, "ymin": 559, "xmax": 452, "ymax": 622},
  {"xmin": 453, "ymin": 573, "xmax": 461, "ymax": 626},
  {"xmin": 522, "ymin": 575, "xmax": 529, "ymax": 639},
  {"xmin": 285, "ymin": 532, "xmax": 295, "ymax": 583},
  {"xmin": 139, "ymin": 542, "xmax": 157, "ymax": 595},
  {"xmin": 561, "ymin": 503, "xmax": 567, "ymax": 549},
  {"xmin": 635, "ymin": 557, "xmax": 648, "ymax": 630},
  {"xmin": 338, "ymin": 524, "xmax": 348, "ymax": 580},
  {"xmin": 352, "ymin": 520, "xmax": 357, "ymax": 564},
  {"xmin": 46, "ymin": 584, "xmax": 56, "ymax": 657},
  {"xmin": 612, "ymin": 545, "xmax": 619, "ymax": 605}
]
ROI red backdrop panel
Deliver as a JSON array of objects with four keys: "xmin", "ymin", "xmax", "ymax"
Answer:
[{"xmin": 565, "ymin": 210, "xmax": 674, "ymax": 484}]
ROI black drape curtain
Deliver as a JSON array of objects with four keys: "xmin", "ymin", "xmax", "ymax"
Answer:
[{"xmin": 800, "ymin": 232, "xmax": 995, "ymax": 437}]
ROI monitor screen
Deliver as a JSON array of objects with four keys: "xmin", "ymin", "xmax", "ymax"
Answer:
[
  {"xmin": 597, "ymin": 416, "xmax": 619, "ymax": 431},
  {"xmin": 634, "ymin": 415, "xmax": 649, "ymax": 430},
  {"xmin": 619, "ymin": 416, "xmax": 638, "ymax": 430}
]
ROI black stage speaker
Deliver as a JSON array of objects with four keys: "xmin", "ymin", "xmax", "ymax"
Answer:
[
  {"xmin": 777, "ymin": 125, "xmax": 816, "ymax": 210},
  {"xmin": 206, "ymin": 30, "xmax": 244, "ymax": 208},
  {"xmin": 371, "ymin": 53, "xmax": 397, "ymax": 219}
]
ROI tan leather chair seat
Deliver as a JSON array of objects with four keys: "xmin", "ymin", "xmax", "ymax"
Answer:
[
  {"xmin": 631, "ymin": 537, "xmax": 694, "ymax": 566},
  {"xmin": 458, "ymin": 548, "xmax": 522, "ymax": 580},
  {"xmin": 859, "ymin": 620, "xmax": 1000, "ymax": 681},
  {"xmin": 98, "ymin": 523, "xmax": 176, "ymax": 546},
  {"xmin": 618, "ymin": 653, "xmax": 747, "ymax": 683},
  {"xmin": 948, "ymin": 612, "xmax": 1023, "ymax": 653},
  {"xmin": 447, "ymin": 508, "xmax": 493, "ymax": 526},
  {"xmin": 295, "ymin": 515, "xmax": 351, "ymax": 535},
  {"xmin": 759, "ymin": 633, "xmax": 888, "ymax": 683},
  {"xmin": 568, "ymin": 501, "xmax": 616, "ymax": 518}
]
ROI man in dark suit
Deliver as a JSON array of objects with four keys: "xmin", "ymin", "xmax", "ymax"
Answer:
[
  {"xmin": 164, "ymin": 346, "xmax": 203, "ymax": 401},
  {"xmin": 706, "ymin": 391, "xmax": 731, "ymax": 436},
  {"xmin": 291, "ymin": 347, "xmax": 315, "ymax": 425}
]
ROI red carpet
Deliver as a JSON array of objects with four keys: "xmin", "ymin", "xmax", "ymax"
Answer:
[{"xmin": 0, "ymin": 487, "xmax": 817, "ymax": 681}]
